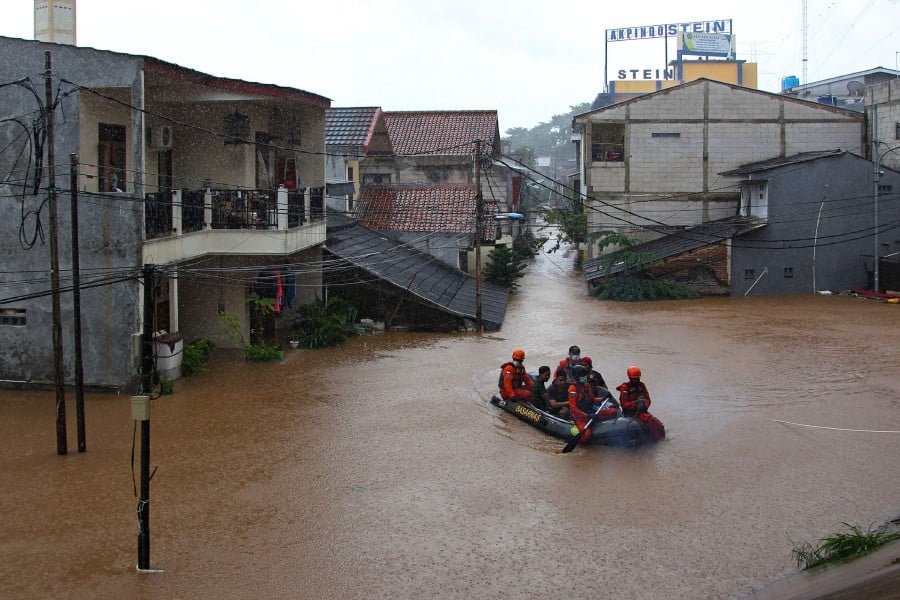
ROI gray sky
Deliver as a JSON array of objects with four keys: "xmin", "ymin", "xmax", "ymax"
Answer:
[{"xmin": 2, "ymin": 0, "xmax": 898, "ymax": 132}]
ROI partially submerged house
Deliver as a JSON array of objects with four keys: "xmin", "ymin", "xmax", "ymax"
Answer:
[
  {"xmin": 585, "ymin": 150, "xmax": 900, "ymax": 296},
  {"xmin": 0, "ymin": 36, "xmax": 330, "ymax": 388},
  {"xmin": 573, "ymin": 78, "xmax": 866, "ymax": 257}
]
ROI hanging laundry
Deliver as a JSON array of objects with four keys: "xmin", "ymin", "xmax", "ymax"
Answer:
[
  {"xmin": 284, "ymin": 271, "xmax": 296, "ymax": 308},
  {"xmin": 275, "ymin": 271, "xmax": 284, "ymax": 314}
]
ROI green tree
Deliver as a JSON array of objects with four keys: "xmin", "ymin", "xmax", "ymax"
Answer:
[{"xmin": 482, "ymin": 245, "xmax": 526, "ymax": 291}]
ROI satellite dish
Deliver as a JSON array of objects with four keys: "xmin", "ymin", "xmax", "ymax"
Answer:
[{"xmin": 847, "ymin": 80, "xmax": 865, "ymax": 96}]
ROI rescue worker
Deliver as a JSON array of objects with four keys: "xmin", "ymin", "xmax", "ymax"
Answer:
[
  {"xmin": 568, "ymin": 364, "xmax": 618, "ymax": 444},
  {"xmin": 581, "ymin": 356, "xmax": 607, "ymax": 394},
  {"xmin": 555, "ymin": 345, "xmax": 583, "ymax": 382},
  {"xmin": 498, "ymin": 349, "xmax": 534, "ymax": 403},
  {"xmin": 616, "ymin": 365, "xmax": 666, "ymax": 441}
]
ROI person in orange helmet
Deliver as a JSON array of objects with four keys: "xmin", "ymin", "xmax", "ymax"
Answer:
[
  {"xmin": 616, "ymin": 365, "xmax": 666, "ymax": 441},
  {"xmin": 568, "ymin": 364, "xmax": 618, "ymax": 444},
  {"xmin": 498, "ymin": 349, "xmax": 534, "ymax": 403}
]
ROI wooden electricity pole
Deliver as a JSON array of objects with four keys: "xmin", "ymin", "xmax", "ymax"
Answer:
[
  {"xmin": 474, "ymin": 139, "xmax": 483, "ymax": 333},
  {"xmin": 70, "ymin": 154, "xmax": 86, "ymax": 452},
  {"xmin": 45, "ymin": 51, "xmax": 67, "ymax": 456}
]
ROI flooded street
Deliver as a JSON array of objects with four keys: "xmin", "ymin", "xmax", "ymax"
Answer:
[{"xmin": 2, "ymin": 244, "xmax": 899, "ymax": 599}]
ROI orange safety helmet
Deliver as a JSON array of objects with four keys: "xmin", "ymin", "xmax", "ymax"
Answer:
[
  {"xmin": 512, "ymin": 349, "xmax": 525, "ymax": 361},
  {"xmin": 626, "ymin": 365, "xmax": 641, "ymax": 378}
]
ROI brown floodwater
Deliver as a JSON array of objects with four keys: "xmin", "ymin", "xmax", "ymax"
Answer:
[{"xmin": 1, "ymin": 244, "xmax": 899, "ymax": 600}]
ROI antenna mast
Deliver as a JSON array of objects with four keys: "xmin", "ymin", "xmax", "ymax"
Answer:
[{"xmin": 801, "ymin": 0, "xmax": 808, "ymax": 83}]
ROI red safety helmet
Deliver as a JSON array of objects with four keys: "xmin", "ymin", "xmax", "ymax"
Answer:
[
  {"xmin": 512, "ymin": 349, "xmax": 525, "ymax": 361},
  {"xmin": 627, "ymin": 365, "xmax": 641, "ymax": 378},
  {"xmin": 581, "ymin": 356, "xmax": 592, "ymax": 366}
]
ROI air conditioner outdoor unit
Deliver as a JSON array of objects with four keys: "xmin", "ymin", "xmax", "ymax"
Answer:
[{"xmin": 156, "ymin": 125, "xmax": 173, "ymax": 149}]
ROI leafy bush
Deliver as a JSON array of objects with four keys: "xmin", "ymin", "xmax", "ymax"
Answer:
[
  {"xmin": 182, "ymin": 339, "xmax": 215, "ymax": 376},
  {"xmin": 242, "ymin": 343, "xmax": 284, "ymax": 362},
  {"xmin": 482, "ymin": 245, "xmax": 527, "ymax": 291},
  {"xmin": 591, "ymin": 275, "xmax": 700, "ymax": 301},
  {"xmin": 589, "ymin": 232, "xmax": 699, "ymax": 301},
  {"xmin": 158, "ymin": 375, "xmax": 174, "ymax": 394},
  {"xmin": 291, "ymin": 296, "xmax": 359, "ymax": 348},
  {"xmin": 792, "ymin": 522, "xmax": 900, "ymax": 570}
]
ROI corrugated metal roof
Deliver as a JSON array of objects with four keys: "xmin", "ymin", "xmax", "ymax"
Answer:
[
  {"xmin": 383, "ymin": 110, "xmax": 499, "ymax": 155},
  {"xmin": 325, "ymin": 107, "xmax": 381, "ymax": 148},
  {"xmin": 325, "ymin": 215, "xmax": 509, "ymax": 330},
  {"xmin": 584, "ymin": 218, "xmax": 764, "ymax": 282},
  {"xmin": 719, "ymin": 150, "xmax": 845, "ymax": 176}
]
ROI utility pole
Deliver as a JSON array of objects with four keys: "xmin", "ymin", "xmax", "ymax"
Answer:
[
  {"xmin": 70, "ymin": 154, "xmax": 86, "ymax": 452},
  {"xmin": 474, "ymin": 139, "xmax": 483, "ymax": 333},
  {"xmin": 45, "ymin": 51, "xmax": 67, "ymax": 456},
  {"xmin": 873, "ymin": 104, "xmax": 880, "ymax": 293},
  {"xmin": 137, "ymin": 264, "xmax": 155, "ymax": 570}
]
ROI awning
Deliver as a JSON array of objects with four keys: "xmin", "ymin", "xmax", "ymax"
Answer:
[{"xmin": 326, "ymin": 180, "xmax": 356, "ymax": 196}]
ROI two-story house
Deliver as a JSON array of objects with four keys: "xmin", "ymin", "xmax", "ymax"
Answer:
[
  {"xmin": 358, "ymin": 110, "xmax": 515, "ymax": 272},
  {"xmin": 573, "ymin": 78, "xmax": 866, "ymax": 257},
  {"xmin": 0, "ymin": 36, "xmax": 330, "ymax": 388}
]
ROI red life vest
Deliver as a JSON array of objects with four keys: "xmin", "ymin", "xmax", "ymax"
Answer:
[{"xmin": 498, "ymin": 362, "xmax": 527, "ymax": 389}]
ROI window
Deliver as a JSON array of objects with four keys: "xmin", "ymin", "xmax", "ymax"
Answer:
[
  {"xmin": 0, "ymin": 308, "xmax": 26, "ymax": 327},
  {"xmin": 878, "ymin": 184, "xmax": 893, "ymax": 193},
  {"xmin": 98, "ymin": 123, "xmax": 126, "ymax": 192},
  {"xmin": 651, "ymin": 132, "xmax": 681, "ymax": 138},
  {"xmin": 347, "ymin": 166, "xmax": 354, "ymax": 181},
  {"xmin": 363, "ymin": 173, "xmax": 391, "ymax": 184},
  {"xmin": 590, "ymin": 123, "xmax": 625, "ymax": 162},
  {"xmin": 784, "ymin": 267, "xmax": 794, "ymax": 278},
  {"xmin": 744, "ymin": 268, "xmax": 756, "ymax": 279},
  {"xmin": 895, "ymin": 122, "xmax": 900, "ymax": 140}
]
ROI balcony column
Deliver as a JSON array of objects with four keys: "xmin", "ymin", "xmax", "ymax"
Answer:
[
  {"xmin": 204, "ymin": 188, "xmax": 213, "ymax": 230},
  {"xmin": 304, "ymin": 188, "xmax": 311, "ymax": 223},
  {"xmin": 168, "ymin": 267, "xmax": 179, "ymax": 332},
  {"xmin": 172, "ymin": 189, "xmax": 183, "ymax": 235},
  {"xmin": 277, "ymin": 186, "xmax": 288, "ymax": 230}
]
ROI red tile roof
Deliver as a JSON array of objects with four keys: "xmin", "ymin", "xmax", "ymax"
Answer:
[
  {"xmin": 383, "ymin": 111, "xmax": 499, "ymax": 155},
  {"xmin": 360, "ymin": 185, "xmax": 497, "ymax": 238}
]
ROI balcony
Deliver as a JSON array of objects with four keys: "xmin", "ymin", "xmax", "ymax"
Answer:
[{"xmin": 142, "ymin": 186, "xmax": 326, "ymax": 264}]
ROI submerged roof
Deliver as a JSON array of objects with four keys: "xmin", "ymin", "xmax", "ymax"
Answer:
[
  {"xmin": 325, "ymin": 215, "xmax": 509, "ymax": 329},
  {"xmin": 383, "ymin": 110, "xmax": 499, "ymax": 155},
  {"xmin": 584, "ymin": 218, "xmax": 764, "ymax": 282},
  {"xmin": 325, "ymin": 107, "xmax": 382, "ymax": 148}
]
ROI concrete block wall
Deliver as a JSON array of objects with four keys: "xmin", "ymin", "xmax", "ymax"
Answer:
[{"xmin": 629, "ymin": 124, "xmax": 704, "ymax": 192}]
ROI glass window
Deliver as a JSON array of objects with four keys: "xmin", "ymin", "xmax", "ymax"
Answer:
[{"xmin": 98, "ymin": 123, "xmax": 126, "ymax": 193}]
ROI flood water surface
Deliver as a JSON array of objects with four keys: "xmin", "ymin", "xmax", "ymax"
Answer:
[{"xmin": 1, "ymin": 248, "xmax": 899, "ymax": 599}]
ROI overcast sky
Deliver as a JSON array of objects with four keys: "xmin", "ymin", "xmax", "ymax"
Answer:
[{"xmin": 2, "ymin": 0, "xmax": 898, "ymax": 132}]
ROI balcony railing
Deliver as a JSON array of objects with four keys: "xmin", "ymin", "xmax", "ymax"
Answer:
[{"xmin": 144, "ymin": 186, "xmax": 325, "ymax": 239}]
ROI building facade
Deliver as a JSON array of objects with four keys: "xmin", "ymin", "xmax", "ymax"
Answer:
[
  {"xmin": 724, "ymin": 151, "xmax": 900, "ymax": 295},
  {"xmin": 573, "ymin": 79, "xmax": 866, "ymax": 260},
  {"xmin": 0, "ymin": 36, "xmax": 330, "ymax": 388}
]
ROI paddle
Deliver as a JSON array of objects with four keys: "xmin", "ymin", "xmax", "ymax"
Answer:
[{"xmin": 561, "ymin": 406, "xmax": 602, "ymax": 454}]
